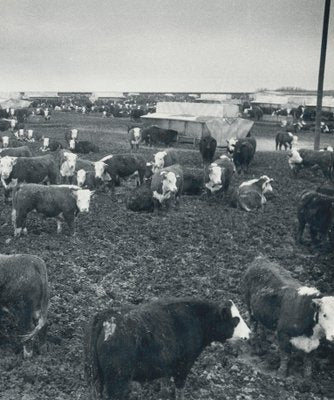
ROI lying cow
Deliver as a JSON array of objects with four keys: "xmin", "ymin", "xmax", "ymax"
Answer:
[
  {"xmin": 233, "ymin": 137, "xmax": 257, "ymax": 174},
  {"xmin": 205, "ymin": 155, "xmax": 234, "ymax": 196},
  {"xmin": 126, "ymin": 185, "xmax": 154, "ymax": 212},
  {"xmin": 145, "ymin": 149, "xmax": 179, "ymax": 180},
  {"xmin": 244, "ymin": 256, "xmax": 334, "ymax": 376},
  {"xmin": 85, "ymin": 297, "xmax": 250, "ymax": 400},
  {"xmin": 40, "ymin": 137, "xmax": 63, "ymax": 152},
  {"xmin": 70, "ymin": 139, "xmax": 99, "ymax": 154},
  {"xmin": 58, "ymin": 150, "xmax": 78, "ymax": 184},
  {"xmin": 235, "ymin": 175, "xmax": 273, "ymax": 212},
  {"xmin": 128, "ymin": 127, "xmax": 142, "ymax": 151},
  {"xmin": 12, "ymin": 183, "xmax": 93, "ymax": 236},
  {"xmin": 0, "ymin": 145, "xmax": 32, "ymax": 158},
  {"xmin": 141, "ymin": 126, "xmax": 178, "ymax": 147},
  {"xmin": 199, "ymin": 135, "xmax": 217, "ymax": 165},
  {"xmin": 0, "ymin": 254, "xmax": 48, "ymax": 357},
  {"xmin": 182, "ymin": 167, "xmax": 204, "ymax": 195},
  {"xmin": 0, "ymin": 155, "xmax": 59, "ymax": 203},
  {"xmin": 297, "ymin": 190, "xmax": 334, "ymax": 245},
  {"xmin": 100, "ymin": 154, "xmax": 146, "ymax": 189},
  {"xmin": 289, "ymin": 149, "xmax": 333, "ymax": 179},
  {"xmin": 275, "ymin": 132, "xmax": 298, "ymax": 151},
  {"xmin": 65, "ymin": 128, "xmax": 78, "ymax": 143},
  {"xmin": 151, "ymin": 164, "xmax": 183, "ymax": 212},
  {"xmin": 1, "ymin": 136, "xmax": 9, "ymax": 148}
]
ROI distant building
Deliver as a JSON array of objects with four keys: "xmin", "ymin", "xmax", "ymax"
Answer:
[
  {"xmin": 24, "ymin": 91, "xmax": 59, "ymax": 101},
  {"xmin": 90, "ymin": 92, "xmax": 125, "ymax": 102}
]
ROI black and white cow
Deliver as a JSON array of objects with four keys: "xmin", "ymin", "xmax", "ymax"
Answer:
[
  {"xmin": 199, "ymin": 135, "xmax": 217, "ymax": 165},
  {"xmin": 151, "ymin": 164, "xmax": 184, "ymax": 212},
  {"xmin": 12, "ymin": 183, "xmax": 93, "ymax": 236},
  {"xmin": 226, "ymin": 137, "xmax": 257, "ymax": 155},
  {"xmin": 205, "ymin": 155, "xmax": 234, "ymax": 196},
  {"xmin": 288, "ymin": 149, "xmax": 333, "ymax": 179},
  {"xmin": 141, "ymin": 126, "xmax": 178, "ymax": 147},
  {"xmin": 69, "ymin": 139, "xmax": 99, "ymax": 154},
  {"xmin": 145, "ymin": 149, "xmax": 179, "ymax": 181},
  {"xmin": 65, "ymin": 128, "xmax": 78, "ymax": 143},
  {"xmin": 40, "ymin": 137, "xmax": 63, "ymax": 152},
  {"xmin": 128, "ymin": 127, "xmax": 142, "ymax": 151},
  {"xmin": 0, "ymin": 254, "xmax": 48, "ymax": 357},
  {"xmin": 297, "ymin": 190, "xmax": 334, "ymax": 245},
  {"xmin": 235, "ymin": 175, "xmax": 273, "ymax": 212},
  {"xmin": 244, "ymin": 256, "xmax": 334, "ymax": 376},
  {"xmin": 275, "ymin": 132, "xmax": 298, "ymax": 151},
  {"xmin": 1, "ymin": 136, "xmax": 9, "ymax": 148},
  {"xmin": 0, "ymin": 146, "xmax": 32, "ymax": 158},
  {"xmin": 58, "ymin": 150, "xmax": 78, "ymax": 184},
  {"xmin": 85, "ymin": 297, "xmax": 250, "ymax": 400},
  {"xmin": 0, "ymin": 155, "xmax": 59, "ymax": 203}
]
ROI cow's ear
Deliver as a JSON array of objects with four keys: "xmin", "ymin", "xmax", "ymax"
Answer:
[
  {"xmin": 219, "ymin": 300, "xmax": 232, "ymax": 319},
  {"xmin": 12, "ymin": 157, "xmax": 18, "ymax": 165}
]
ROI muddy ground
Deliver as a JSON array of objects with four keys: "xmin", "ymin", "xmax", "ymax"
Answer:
[{"xmin": 0, "ymin": 112, "xmax": 334, "ymax": 400}]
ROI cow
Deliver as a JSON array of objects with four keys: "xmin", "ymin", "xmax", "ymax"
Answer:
[
  {"xmin": 275, "ymin": 132, "xmax": 298, "ymax": 151},
  {"xmin": 69, "ymin": 139, "xmax": 99, "ymax": 154},
  {"xmin": 100, "ymin": 154, "xmax": 146, "ymax": 189},
  {"xmin": 205, "ymin": 155, "xmax": 234, "ymax": 196},
  {"xmin": 288, "ymin": 149, "xmax": 333, "ymax": 179},
  {"xmin": 0, "ymin": 146, "xmax": 32, "ymax": 158},
  {"xmin": 226, "ymin": 137, "xmax": 256, "ymax": 155},
  {"xmin": 128, "ymin": 127, "xmax": 142, "ymax": 151},
  {"xmin": 182, "ymin": 167, "xmax": 204, "ymax": 195},
  {"xmin": 244, "ymin": 256, "xmax": 334, "ymax": 377},
  {"xmin": 75, "ymin": 169, "xmax": 108, "ymax": 190},
  {"xmin": 297, "ymin": 190, "xmax": 334, "ymax": 245},
  {"xmin": 141, "ymin": 126, "xmax": 178, "ymax": 147},
  {"xmin": 12, "ymin": 184, "xmax": 93, "ymax": 236},
  {"xmin": 1, "ymin": 136, "xmax": 9, "ymax": 148},
  {"xmin": 235, "ymin": 175, "xmax": 273, "ymax": 212},
  {"xmin": 0, "ymin": 254, "xmax": 48, "ymax": 358},
  {"xmin": 84, "ymin": 297, "xmax": 250, "ymax": 400},
  {"xmin": 65, "ymin": 128, "xmax": 78, "ymax": 143},
  {"xmin": 320, "ymin": 145, "xmax": 334, "ymax": 152},
  {"xmin": 43, "ymin": 109, "xmax": 50, "ymax": 121},
  {"xmin": 199, "ymin": 135, "xmax": 217, "ymax": 166},
  {"xmin": 151, "ymin": 164, "xmax": 184, "ymax": 212},
  {"xmin": 145, "ymin": 149, "xmax": 179, "ymax": 181},
  {"xmin": 126, "ymin": 185, "xmax": 154, "ymax": 212},
  {"xmin": 58, "ymin": 151, "xmax": 78, "ymax": 184},
  {"xmin": 0, "ymin": 155, "xmax": 59, "ymax": 203},
  {"xmin": 75, "ymin": 159, "xmax": 110, "ymax": 186},
  {"xmin": 0, "ymin": 119, "xmax": 17, "ymax": 132},
  {"xmin": 40, "ymin": 137, "xmax": 63, "ymax": 152},
  {"xmin": 232, "ymin": 137, "xmax": 257, "ymax": 174}
]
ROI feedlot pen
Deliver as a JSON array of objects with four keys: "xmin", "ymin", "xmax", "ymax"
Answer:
[{"xmin": 0, "ymin": 111, "xmax": 333, "ymax": 400}]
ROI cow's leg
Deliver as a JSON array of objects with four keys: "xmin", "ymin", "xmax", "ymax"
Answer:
[
  {"xmin": 64, "ymin": 214, "xmax": 75, "ymax": 235},
  {"xmin": 173, "ymin": 373, "xmax": 188, "ymax": 400},
  {"xmin": 138, "ymin": 169, "xmax": 144, "ymax": 186},
  {"xmin": 4, "ymin": 188, "xmax": 12, "ymax": 204},
  {"xmin": 12, "ymin": 208, "xmax": 26, "ymax": 237},
  {"xmin": 297, "ymin": 220, "xmax": 306, "ymax": 243},
  {"xmin": 104, "ymin": 374, "xmax": 130, "ymax": 400},
  {"xmin": 56, "ymin": 219, "xmax": 62, "ymax": 234},
  {"xmin": 310, "ymin": 226, "xmax": 319, "ymax": 244},
  {"xmin": 303, "ymin": 353, "xmax": 313, "ymax": 378}
]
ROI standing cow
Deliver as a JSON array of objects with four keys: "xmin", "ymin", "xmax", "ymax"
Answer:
[
  {"xmin": 12, "ymin": 184, "xmax": 93, "ymax": 236},
  {"xmin": 244, "ymin": 257, "xmax": 334, "ymax": 376},
  {"xmin": 151, "ymin": 164, "xmax": 183, "ymax": 212},
  {"xmin": 145, "ymin": 149, "xmax": 179, "ymax": 180},
  {"xmin": 69, "ymin": 139, "xmax": 99, "ymax": 154},
  {"xmin": 235, "ymin": 175, "xmax": 273, "ymax": 212},
  {"xmin": 0, "ymin": 254, "xmax": 48, "ymax": 358},
  {"xmin": 128, "ymin": 127, "xmax": 142, "ymax": 151},
  {"xmin": 58, "ymin": 150, "xmax": 78, "ymax": 184},
  {"xmin": 85, "ymin": 297, "xmax": 250, "ymax": 400},
  {"xmin": 288, "ymin": 149, "xmax": 333, "ymax": 179},
  {"xmin": 199, "ymin": 135, "xmax": 217, "ymax": 166},
  {"xmin": 205, "ymin": 155, "xmax": 234, "ymax": 197},
  {"xmin": 233, "ymin": 137, "xmax": 257, "ymax": 174},
  {"xmin": 275, "ymin": 132, "xmax": 298, "ymax": 151}
]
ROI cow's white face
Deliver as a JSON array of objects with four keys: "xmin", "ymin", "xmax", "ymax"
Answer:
[
  {"xmin": 227, "ymin": 138, "xmax": 237, "ymax": 153},
  {"xmin": 76, "ymin": 169, "xmax": 86, "ymax": 187},
  {"xmin": 43, "ymin": 137, "xmax": 50, "ymax": 147},
  {"xmin": 133, "ymin": 127, "xmax": 141, "ymax": 139},
  {"xmin": 2, "ymin": 136, "xmax": 9, "ymax": 147},
  {"xmin": 162, "ymin": 171, "xmax": 178, "ymax": 194},
  {"xmin": 19, "ymin": 129, "xmax": 24, "ymax": 137},
  {"xmin": 10, "ymin": 119, "xmax": 17, "ymax": 128},
  {"xmin": 73, "ymin": 189, "xmax": 92, "ymax": 212},
  {"xmin": 153, "ymin": 151, "xmax": 167, "ymax": 171},
  {"xmin": 208, "ymin": 165, "xmax": 222, "ymax": 186},
  {"xmin": 289, "ymin": 149, "xmax": 303, "ymax": 168},
  {"xmin": 10, "ymin": 108, "xmax": 15, "ymax": 116},
  {"xmin": 326, "ymin": 146, "xmax": 333, "ymax": 152},
  {"xmin": 313, "ymin": 297, "xmax": 334, "ymax": 341},
  {"xmin": 61, "ymin": 152, "xmax": 77, "ymax": 176},
  {"xmin": 69, "ymin": 139, "xmax": 76, "ymax": 149},
  {"xmin": 71, "ymin": 129, "xmax": 78, "ymax": 139},
  {"xmin": 0, "ymin": 156, "xmax": 17, "ymax": 179},
  {"xmin": 44, "ymin": 110, "xmax": 49, "ymax": 116},
  {"xmin": 260, "ymin": 175, "xmax": 273, "ymax": 193},
  {"xmin": 230, "ymin": 301, "xmax": 251, "ymax": 340},
  {"xmin": 27, "ymin": 129, "xmax": 33, "ymax": 139},
  {"xmin": 94, "ymin": 161, "xmax": 106, "ymax": 179}
]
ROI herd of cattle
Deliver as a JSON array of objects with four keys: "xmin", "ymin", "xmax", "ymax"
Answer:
[{"xmin": 0, "ymin": 114, "xmax": 334, "ymax": 400}]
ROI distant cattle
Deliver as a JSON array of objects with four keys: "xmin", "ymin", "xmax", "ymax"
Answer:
[
  {"xmin": 128, "ymin": 127, "xmax": 142, "ymax": 151},
  {"xmin": 0, "ymin": 119, "xmax": 17, "ymax": 132},
  {"xmin": 288, "ymin": 149, "xmax": 333, "ymax": 179},
  {"xmin": 141, "ymin": 126, "xmax": 178, "ymax": 147},
  {"xmin": 275, "ymin": 132, "xmax": 298, "ymax": 151},
  {"xmin": 205, "ymin": 155, "xmax": 234, "ymax": 196},
  {"xmin": 65, "ymin": 128, "xmax": 78, "ymax": 143},
  {"xmin": 199, "ymin": 135, "xmax": 217, "ymax": 165},
  {"xmin": 85, "ymin": 297, "xmax": 250, "ymax": 400},
  {"xmin": 69, "ymin": 140, "xmax": 99, "ymax": 154},
  {"xmin": 0, "ymin": 254, "xmax": 48, "ymax": 357},
  {"xmin": 297, "ymin": 190, "xmax": 334, "ymax": 245},
  {"xmin": 145, "ymin": 149, "xmax": 179, "ymax": 180},
  {"xmin": 235, "ymin": 175, "xmax": 273, "ymax": 212},
  {"xmin": 151, "ymin": 164, "xmax": 183, "ymax": 212},
  {"xmin": 244, "ymin": 257, "xmax": 334, "ymax": 376},
  {"xmin": 40, "ymin": 137, "xmax": 63, "ymax": 152},
  {"xmin": 0, "ymin": 145, "xmax": 32, "ymax": 158},
  {"xmin": 12, "ymin": 184, "xmax": 93, "ymax": 236}
]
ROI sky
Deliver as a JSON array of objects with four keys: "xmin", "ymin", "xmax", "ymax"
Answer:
[{"xmin": 0, "ymin": 0, "xmax": 333, "ymax": 92}]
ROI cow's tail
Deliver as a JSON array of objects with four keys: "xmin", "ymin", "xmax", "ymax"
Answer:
[
  {"xmin": 84, "ymin": 313, "xmax": 105, "ymax": 400},
  {"xmin": 21, "ymin": 258, "xmax": 49, "ymax": 342}
]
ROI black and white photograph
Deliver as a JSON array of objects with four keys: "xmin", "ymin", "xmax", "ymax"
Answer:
[{"xmin": 0, "ymin": 0, "xmax": 334, "ymax": 399}]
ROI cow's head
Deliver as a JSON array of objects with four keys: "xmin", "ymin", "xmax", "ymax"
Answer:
[
  {"xmin": 72, "ymin": 188, "xmax": 92, "ymax": 212},
  {"xmin": 288, "ymin": 149, "xmax": 303, "ymax": 169},
  {"xmin": 144, "ymin": 162, "xmax": 154, "ymax": 180},
  {"xmin": 153, "ymin": 151, "xmax": 167, "ymax": 172},
  {"xmin": 69, "ymin": 139, "xmax": 76, "ymax": 150},
  {"xmin": 27, "ymin": 129, "xmax": 33, "ymax": 139},
  {"xmin": 259, "ymin": 175, "xmax": 273, "ymax": 193},
  {"xmin": 0, "ymin": 156, "xmax": 17, "ymax": 179},
  {"xmin": 10, "ymin": 119, "xmax": 17, "ymax": 129},
  {"xmin": 94, "ymin": 161, "xmax": 107, "ymax": 179},
  {"xmin": 226, "ymin": 138, "xmax": 237, "ymax": 154},
  {"xmin": 19, "ymin": 129, "xmax": 24, "ymax": 137},
  {"xmin": 61, "ymin": 152, "xmax": 77, "ymax": 176},
  {"xmin": 76, "ymin": 169, "xmax": 86, "ymax": 187},
  {"xmin": 43, "ymin": 137, "xmax": 50, "ymax": 148},
  {"xmin": 313, "ymin": 297, "xmax": 334, "ymax": 342},
  {"xmin": 2, "ymin": 136, "xmax": 9, "ymax": 148},
  {"xmin": 71, "ymin": 129, "xmax": 78, "ymax": 139},
  {"xmin": 208, "ymin": 164, "xmax": 222, "ymax": 186},
  {"xmin": 161, "ymin": 171, "xmax": 178, "ymax": 195}
]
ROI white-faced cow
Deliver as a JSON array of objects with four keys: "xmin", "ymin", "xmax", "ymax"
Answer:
[
  {"xmin": 12, "ymin": 183, "xmax": 93, "ymax": 236},
  {"xmin": 58, "ymin": 150, "xmax": 78, "ymax": 184},
  {"xmin": 69, "ymin": 139, "xmax": 99, "ymax": 154},
  {"xmin": 65, "ymin": 128, "xmax": 78, "ymax": 143},
  {"xmin": 128, "ymin": 127, "xmax": 142, "ymax": 151},
  {"xmin": 85, "ymin": 297, "xmax": 250, "ymax": 400},
  {"xmin": 0, "ymin": 254, "xmax": 49, "ymax": 358},
  {"xmin": 205, "ymin": 155, "xmax": 234, "ymax": 197},
  {"xmin": 288, "ymin": 149, "xmax": 333, "ymax": 179},
  {"xmin": 1, "ymin": 136, "xmax": 9, "ymax": 148},
  {"xmin": 144, "ymin": 149, "xmax": 179, "ymax": 181},
  {"xmin": 244, "ymin": 257, "xmax": 334, "ymax": 377},
  {"xmin": 275, "ymin": 132, "xmax": 298, "ymax": 151},
  {"xmin": 236, "ymin": 175, "xmax": 273, "ymax": 212}
]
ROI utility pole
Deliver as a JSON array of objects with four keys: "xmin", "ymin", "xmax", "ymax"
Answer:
[{"xmin": 314, "ymin": 0, "xmax": 331, "ymax": 150}]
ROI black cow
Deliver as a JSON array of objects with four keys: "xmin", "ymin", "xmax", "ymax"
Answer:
[
  {"xmin": 0, "ymin": 146, "xmax": 32, "ymax": 158},
  {"xmin": 275, "ymin": 132, "xmax": 297, "ymax": 151},
  {"xmin": 199, "ymin": 135, "xmax": 217, "ymax": 165},
  {"xmin": 141, "ymin": 126, "xmax": 178, "ymax": 147},
  {"xmin": 126, "ymin": 185, "xmax": 154, "ymax": 212},
  {"xmin": 70, "ymin": 140, "xmax": 99, "ymax": 154},
  {"xmin": 84, "ymin": 297, "xmax": 250, "ymax": 400},
  {"xmin": 244, "ymin": 257, "xmax": 334, "ymax": 377},
  {"xmin": 233, "ymin": 137, "xmax": 257, "ymax": 174},
  {"xmin": 288, "ymin": 149, "xmax": 333, "ymax": 179},
  {"xmin": 297, "ymin": 190, "xmax": 334, "ymax": 245},
  {"xmin": 0, "ymin": 254, "xmax": 48, "ymax": 357},
  {"xmin": 182, "ymin": 167, "xmax": 204, "ymax": 195}
]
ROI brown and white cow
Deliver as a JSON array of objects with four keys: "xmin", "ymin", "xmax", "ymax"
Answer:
[
  {"xmin": 128, "ymin": 127, "xmax": 142, "ymax": 151},
  {"xmin": 205, "ymin": 155, "xmax": 234, "ymax": 196},
  {"xmin": 236, "ymin": 175, "xmax": 273, "ymax": 212}
]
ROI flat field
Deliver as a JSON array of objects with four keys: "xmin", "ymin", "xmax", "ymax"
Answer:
[{"xmin": 0, "ymin": 112, "xmax": 333, "ymax": 400}]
